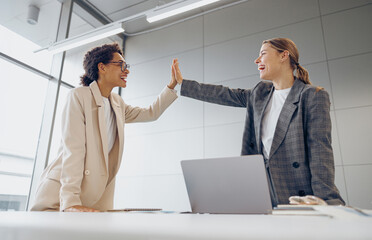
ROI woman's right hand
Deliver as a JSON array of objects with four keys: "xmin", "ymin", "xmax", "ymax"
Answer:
[
  {"xmin": 172, "ymin": 58, "xmax": 183, "ymax": 85},
  {"xmin": 64, "ymin": 205, "xmax": 100, "ymax": 212}
]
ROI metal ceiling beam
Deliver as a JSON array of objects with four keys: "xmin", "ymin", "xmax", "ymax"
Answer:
[
  {"xmin": 73, "ymin": 0, "xmax": 125, "ymax": 41},
  {"xmin": 0, "ymin": 52, "xmax": 53, "ymax": 80},
  {"xmin": 73, "ymin": 0, "xmax": 113, "ymax": 24}
]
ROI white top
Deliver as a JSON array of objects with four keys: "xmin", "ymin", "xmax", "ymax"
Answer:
[
  {"xmin": 261, "ymin": 87, "xmax": 291, "ymax": 159},
  {"xmin": 102, "ymin": 97, "xmax": 117, "ymax": 152}
]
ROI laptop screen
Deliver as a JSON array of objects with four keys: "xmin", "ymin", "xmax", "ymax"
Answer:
[{"xmin": 181, "ymin": 155, "xmax": 273, "ymax": 214}]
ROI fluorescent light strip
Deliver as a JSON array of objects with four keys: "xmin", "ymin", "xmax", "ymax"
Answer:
[
  {"xmin": 146, "ymin": 0, "xmax": 221, "ymax": 23},
  {"xmin": 44, "ymin": 23, "xmax": 125, "ymax": 54}
]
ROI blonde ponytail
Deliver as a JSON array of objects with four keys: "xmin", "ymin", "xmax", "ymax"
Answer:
[{"xmin": 295, "ymin": 64, "xmax": 311, "ymax": 85}]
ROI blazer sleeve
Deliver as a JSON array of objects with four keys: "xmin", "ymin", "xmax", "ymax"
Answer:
[
  {"xmin": 124, "ymin": 86, "xmax": 178, "ymax": 123},
  {"xmin": 180, "ymin": 79, "xmax": 250, "ymax": 108},
  {"xmin": 59, "ymin": 90, "xmax": 86, "ymax": 211},
  {"xmin": 305, "ymin": 89, "xmax": 345, "ymax": 205}
]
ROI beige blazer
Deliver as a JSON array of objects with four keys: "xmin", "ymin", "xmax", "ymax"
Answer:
[{"xmin": 30, "ymin": 81, "xmax": 177, "ymax": 211}]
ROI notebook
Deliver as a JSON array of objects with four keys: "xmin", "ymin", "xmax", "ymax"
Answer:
[{"xmin": 181, "ymin": 155, "xmax": 273, "ymax": 214}]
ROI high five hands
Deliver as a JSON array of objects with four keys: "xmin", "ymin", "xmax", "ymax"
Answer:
[
  {"xmin": 167, "ymin": 58, "xmax": 183, "ymax": 89},
  {"xmin": 172, "ymin": 58, "xmax": 183, "ymax": 85}
]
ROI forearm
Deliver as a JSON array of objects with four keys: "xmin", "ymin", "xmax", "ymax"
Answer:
[
  {"xmin": 59, "ymin": 90, "xmax": 87, "ymax": 211},
  {"xmin": 306, "ymin": 90, "xmax": 344, "ymax": 205},
  {"xmin": 180, "ymin": 79, "xmax": 248, "ymax": 107},
  {"xmin": 60, "ymin": 155, "xmax": 85, "ymax": 211},
  {"xmin": 167, "ymin": 81, "xmax": 177, "ymax": 90},
  {"xmin": 310, "ymin": 160, "xmax": 344, "ymax": 205},
  {"xmin": 308, "ymin": 134, "xmax": 344, "ymax": 205},
  {"xmin": 125, "ymin": 86, "xmax": 178, "ymax": 123},
  {"xmin": 59, "ymin": 138, "xmax": 86, "ymax": 210}
]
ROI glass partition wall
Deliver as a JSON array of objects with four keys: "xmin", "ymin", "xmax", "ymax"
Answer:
[
  {"xmin": 0, "ymin": 58, "xmax": 49, "ymax": 211},
  {"xmin": 0, "ymin": 0, "xmax": 124, "ymax": 211},
  {"xmin": 0, "ymin": 0, "xmax": 59, "ymax": 210}
]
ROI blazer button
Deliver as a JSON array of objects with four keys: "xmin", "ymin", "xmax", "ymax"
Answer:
[
  {"xmin": 84, "ymin": 170, "xmax": 90, "ymax": 175},
  {"xmin": 292, "ymin": 162, "xmax": 300, "ymax": 168},
  {"xmin": 298, "ymin": 190, "xmax": 305, "ymax": 196},
  {"xmin": 250, "ymin": 143, "xmax": 254, "ymax": 148}
]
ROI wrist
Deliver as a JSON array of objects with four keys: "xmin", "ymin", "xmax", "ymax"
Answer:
[{"xmin": 167, "ymin": 83, "xmax": 176, "ymax": 89}]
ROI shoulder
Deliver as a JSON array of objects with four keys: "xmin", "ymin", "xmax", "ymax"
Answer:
[
  {"xmin": 251, "ymin": 80, "xmax": 273, "ymax": 95},
  {"xmin": 301, "ymin": 84, "xmax": 330, "ymax": 101},
  {"xmin": 65, "ymin": 86, "xmax": 91, "ymax": 109},
  {"xmin": 299, "ymin": 84, "xmax": 331, "ymax": 110},
  {"xmin": 68, "ymin": 86, "xmax": 90, "ymax": 98},
  {"xmin": 255, "ymin": 80, "xmax": 272, "ymax": 89}
]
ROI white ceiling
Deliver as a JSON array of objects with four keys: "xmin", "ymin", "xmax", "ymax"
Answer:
[{"xmin": 0, "ymin": 0, "xmax": 241, "ymax": 48}]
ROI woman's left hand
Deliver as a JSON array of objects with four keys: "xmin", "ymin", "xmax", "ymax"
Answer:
[
  {"xmin": 64, "ymin": 205, "xmax": 101, "ymax": 212},
  {"xmin": 289, "ymin": 195, "xmax": 328, "ymax": 205},
  {"xmin": 167, "ymin": 59, "xmax": 178, "ymax": 89}
]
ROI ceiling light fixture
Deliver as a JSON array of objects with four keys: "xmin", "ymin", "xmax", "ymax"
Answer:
[
  {"xmin": 146, "ymin": 0, "xmax": 222, "ymax": 23},
  {"xmin": 35, "ymin": 22, "xmax": 125, "ymax": 54},
  {"xmin": 27, "ymin": 5, "xmax": 40, "ymax": 25},
  {"xmin": 34, "ymin": 0, "xmax": 225, "ymax": 54}
]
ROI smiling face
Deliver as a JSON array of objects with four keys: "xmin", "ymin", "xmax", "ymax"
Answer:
[
  {"xmin": 101, "ymin": 52, "xmax": 130, "ymax": 89},
  {"xmin": 254, "ymin": 43, "xmax": 284, "ymax": 81}
]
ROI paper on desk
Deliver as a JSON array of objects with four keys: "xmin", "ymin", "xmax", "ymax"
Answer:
[
  {"xmin": 273, "ymin": 205, "xmax": 330, "ymax": 217},
  {"xmin": 107, "ymin": 208, "xmax": 162, "ymax": 212},
  {"xmin": 276, "ymin": 204, "xmax": 315, "ymax": 210}
]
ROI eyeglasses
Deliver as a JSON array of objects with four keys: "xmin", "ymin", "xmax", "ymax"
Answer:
[{"xmin": 107, "ymin": 61, "xmax": 130, "ymax": 72}]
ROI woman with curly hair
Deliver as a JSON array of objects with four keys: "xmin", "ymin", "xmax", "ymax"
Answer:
[{"xmin": 30, "ymin": 43, "xmax": 178, "ymax": 212}]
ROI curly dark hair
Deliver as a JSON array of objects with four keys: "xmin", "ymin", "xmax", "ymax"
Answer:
[{"xmin": 80, "ymin": 43, "xmax": 123, "ymax": 86}]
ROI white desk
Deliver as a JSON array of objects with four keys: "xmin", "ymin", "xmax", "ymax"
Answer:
[{"xmin": 0, "ymin": 206, "xmax": 371, "ymax": 240}]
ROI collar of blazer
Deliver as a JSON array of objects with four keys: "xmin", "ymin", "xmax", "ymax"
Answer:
[
  {"xmin": 89, "ymin": 81, "xmax": 121, "ymax": 108},
  {"xmin": 285, "ymin": 78, "xmax": 306, "ymax": 104},
  {"xmin": 89, "ymin": 81, "xmax": 104, "ymax": 107}
]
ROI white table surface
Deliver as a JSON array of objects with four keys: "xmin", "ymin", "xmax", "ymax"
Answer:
[{"xmin": 0, "ymin": 206, "xmax": 371, "ymax": 240}]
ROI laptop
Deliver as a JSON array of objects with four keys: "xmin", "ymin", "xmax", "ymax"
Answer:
[{"xmin": 181, "ymin": 155, "xmax": 273, "ymax": 214}]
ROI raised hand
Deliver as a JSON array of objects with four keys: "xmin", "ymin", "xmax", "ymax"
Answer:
[
  {"xmin": 172, "ymin": 58, "xmax": 183, "ymax": 85},
  {"xmin": 168, "ymin": 59, "xmax": 178, "ymax": 89}
]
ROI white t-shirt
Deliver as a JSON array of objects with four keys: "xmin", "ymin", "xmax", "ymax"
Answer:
[
  {"xmin": 102, "ymin": 97, "xmax": 117, "ymax": 153},
  {"xmin": 261, "ymin": 87, "xmax": 291, "ymax": 159}
]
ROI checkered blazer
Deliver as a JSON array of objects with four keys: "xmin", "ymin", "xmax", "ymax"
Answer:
[{"xmin": 181, "ymin": 79, "xmax": 344, "ymax": 205}]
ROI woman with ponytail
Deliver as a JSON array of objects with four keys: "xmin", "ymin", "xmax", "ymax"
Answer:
[
  {"xmin": 30, "ymin": 43, "xmax": 178, "ymax": 212},
  {"xmin": 172, "ymin": 38, "xmax": 344, "ymax": 205}
]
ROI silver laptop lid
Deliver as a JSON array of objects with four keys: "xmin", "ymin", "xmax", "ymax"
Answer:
[{"xmin": 181, "ymin": 155, "xmax": 272, "ymax": 214}]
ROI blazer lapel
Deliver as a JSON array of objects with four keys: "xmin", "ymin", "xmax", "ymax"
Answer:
[
  {"xmin": 89, "ymin": 81, "xmax": 109, "ymax": 172},
  {"xmin": 254, "ymin": 83, "xmax": 274, "ymax": 153},
  {"xmin": 109, "ymin": 94, "xmax": 124, "ymax": 176},
  {"xmin": 269, "ymin": 79, "xmax": 305, "ymax": 159}
]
